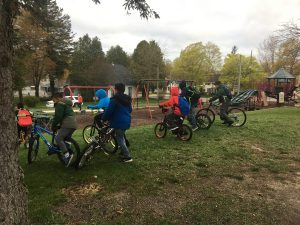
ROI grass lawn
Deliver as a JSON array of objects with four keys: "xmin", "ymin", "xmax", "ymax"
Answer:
[{"xmin": 19, "ymin": 107, "xmax": 300, "ymax": 225}]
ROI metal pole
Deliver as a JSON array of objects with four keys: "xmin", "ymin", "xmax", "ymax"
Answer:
[
  {"xmin": 157, "ymin": 66, "xmax": 159, "ymax": 104},
  {"xmin": 237, "ymin": 54, "xmax": 242, "ymax": 94}
]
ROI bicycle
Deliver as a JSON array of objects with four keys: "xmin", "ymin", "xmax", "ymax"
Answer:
[
  {"xmin": 28, "ymin": 117, "xmax": 80, "ymax": 167},
  {"xmin": 77, "ymin": 122, "xmax": 118, "ymax": 169},
  {"xmin": 154, "ymin": 107, "xmax": 193, "ymax": 141},
  {"xmin": 82, "ymin": 109, "xmax": 104, "ymax": 143},
  {"xmin": 197, "ymin": 101, "xmax": 247, "ymax": 127}
]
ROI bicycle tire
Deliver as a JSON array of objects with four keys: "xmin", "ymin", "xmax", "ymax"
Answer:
[
  {"xmin": 154, "ymin": 122, "xmax": 167, "ymax": 138},
  {"xmin": 102, "ymin": 134, "xmax": 118, "ymax": 155},
  {"xmin": 228, "ymin": 108, "xmax": 247, "ymax": 127},
  {"xmin": 196, "ymin": 113, "xmax": 212, "ymax": 130},
  {"xmin": 177, "ymin": 124, "xmax": 193, "ymax": 141},
  {"xmin": 57, "ymin": 137, "xmax": 81, "ymax": 167},
  {"xmin": 28, "ymin": 136, "xmax": 39, "ymax": 164},
  {"xmin": 82, "ymin": 125, "xmax": 100, "ymax": 144},
  {"xmin": 76, "ymin": 142, "xmax": 97, "ymax": 169},
  {"xmin": 197, "ymin": 108, "xmax": 215, "ymax": 123}
]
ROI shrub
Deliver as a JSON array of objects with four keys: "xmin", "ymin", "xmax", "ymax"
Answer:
[{"xmin": 23, "ymin": 96, "xmax": 40, "ymax": 108}]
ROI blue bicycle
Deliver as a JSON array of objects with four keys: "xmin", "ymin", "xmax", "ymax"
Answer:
[{"xmin": 28, "ymin": 117, "xmax": 80, "ymax": 167}]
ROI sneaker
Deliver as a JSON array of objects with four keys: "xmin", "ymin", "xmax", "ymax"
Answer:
[
  {"xmin": 192, "ymin": 126, "xmax": 199, "ymax": 131},
  {"xmin": 63, "ymin": 152, "xmax": 74, "ymax": 167},
  {"xmin": 120, "ymin": 157, "xmax": 133, "ymax": 163}
]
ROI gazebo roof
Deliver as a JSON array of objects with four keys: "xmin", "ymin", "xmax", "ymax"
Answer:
[{"xmin": 268, "ymin": 68, "xmax": 295, "ymax": 79}]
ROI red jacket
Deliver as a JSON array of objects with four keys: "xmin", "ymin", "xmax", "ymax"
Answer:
[{"xmin": 159, "ymin": 86, "xmax": 181, "ymax": 116}]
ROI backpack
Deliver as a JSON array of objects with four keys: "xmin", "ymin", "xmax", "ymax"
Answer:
[
  {"xmin": 178, "ymin": 96, "xmax": 190, "ymax": 116},
  {"xmin": 186, "ymin": 86, "xmax": 201, "ymax": 102},
  {"xmin": 17, "ymin": 109, "xmax": 32, "ymax": 127}
]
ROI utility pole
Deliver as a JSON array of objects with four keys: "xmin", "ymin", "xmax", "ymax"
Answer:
[
  {"xmin": 157, "ymin": 66, "xmax": 159, "ymax": 103},
  {"xmin": 237, "ymin": 54, "xmax": 242, "ymax": 94}
]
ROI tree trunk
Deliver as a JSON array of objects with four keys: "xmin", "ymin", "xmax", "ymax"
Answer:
[
  {"xmin": 0, "ymin": 1, "xmax": 28, "ymax": 224},
  {"xmin": 35, "ymin": 83, "xmax": 39, "ymax": 97},
  {"xmin": 18, "ymin": 87, "xmax": 23, "ymax": 102},
  {"xmin": 49, "ymin": 74, "xmax": 55, "ymax": 96}
]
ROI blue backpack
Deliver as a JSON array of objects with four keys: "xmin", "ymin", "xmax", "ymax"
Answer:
[{"xmin": 178, "ymin": 96, "xmax": 190, "ymax": 116}]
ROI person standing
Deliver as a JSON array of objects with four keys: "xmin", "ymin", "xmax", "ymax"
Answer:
[
  {"xmin": 78, "ymin": 93, "xmax": 83, "ymax": 111},
  {"xmin": 179, "ymin": 80, "xmax": 198, "ymax": 131},
  {"xmin": 102, "ymin": 83, "xmax": 133, "ymax": 163},
  {"xmin": 209, "ymin": 81, "xmax": 233, "ymax": 126}
]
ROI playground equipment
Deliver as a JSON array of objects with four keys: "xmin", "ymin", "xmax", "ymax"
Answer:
[{"xmin": 132, "ymin": 79, "xmax": 195, "ymax": 119}]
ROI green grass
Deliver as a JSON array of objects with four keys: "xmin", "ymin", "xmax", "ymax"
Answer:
[{"xmin": 19, "ymin": 107, "xmax": 300, "ymax": 225}]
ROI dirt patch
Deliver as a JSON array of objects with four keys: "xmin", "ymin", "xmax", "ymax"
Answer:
[{"xmin": 76, "ymin": 107, "xmax": 164, "ymax": 129}]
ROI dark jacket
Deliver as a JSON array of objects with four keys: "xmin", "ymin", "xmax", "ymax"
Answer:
[
  {"xmin": 211, "ymin": 84, "xmax": 232, "ymax": 103},
  {"xmin": 52, "ymin": 100, "xmax": 77, "ymax": 129},
  {"xmin": 102, "ymin": 93, "xmax": 132, "ymax": 129}
]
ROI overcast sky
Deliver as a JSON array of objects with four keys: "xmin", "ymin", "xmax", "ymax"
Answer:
[{"xmin": 56, "ymin": 0, "xmax": 300, "ymax": 61}]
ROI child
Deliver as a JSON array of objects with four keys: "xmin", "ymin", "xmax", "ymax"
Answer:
[
  {"xmin": 51, "ymin": 92, "xmax": 78, "ymax": 167},
  {"xmin": 16, "ymin": 102, "xmax": 32, "ymax": 142},
  {"xmin": 102, "ymin": 83, "xmax": 132, "ymax": 163},
  {"xmin": 159, "ymin": 86, "xmax": 183, "ymax": 130}
]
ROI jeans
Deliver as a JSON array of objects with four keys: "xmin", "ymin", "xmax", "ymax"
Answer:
[
  {"xmin": 55, "ymin": 128, "xmax": 76, "ymax": 153},
  {"xmin": 187, "ymin": 105, "xmax": 197, "ymax": 128},
  {"xmin": 115, "ymin": 129, "xmax": 131, "ymax": 159},
  {"xmin": 220, "ymin": 99, "xmax": 232, "ymax": 123}
]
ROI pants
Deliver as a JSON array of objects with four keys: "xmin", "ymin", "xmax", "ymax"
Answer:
[
  {"xmin": 55, "ymin": 128, "xmax": 76, "ymax": 153},
  {"xmin": 17, "ymin": 125, "xmax": 28, "ymax": 139},
  {"xmin": 187, "ymin": 105, "xmax": 197, "ymax": 128},
  {"xmin": 165, "ymin": 113, "xmax": 182, "ymax": 127},
  {"xmin": 79, "ymin": 103, "xmax": 82, "ymax": 111},
  {"xmin": 115, "ymin": 129, "xmax": 131, "ymax": 159},
  {"xmin": 220, "ymin": 99, "xmax": 232, "ymax": 123}
]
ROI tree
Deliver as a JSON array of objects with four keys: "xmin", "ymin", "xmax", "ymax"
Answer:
[
  {"xmin": 70, "ymin": 34, "xmax": 105, "ymax": 85},
  {"xmin": 221, "ymin": 53, "xmax": 265, "ymax": 90},
  {"xmin": 0, "ymin": 0, "xmax": 158, "ymax": 224},
  {"xmin": 106, "ymin": 45, "xmax": 129, "ymax": 67},
  {"xmin": 171, "ymin": 42, "xmax": 222, "ymax": 83},
  {"xmin": 258, "ymin": 36, "xmax": 279, "ymax": 74},
  {"xmin": 130, "ymin": 40, "xmax": 165, "ymax": 81}
]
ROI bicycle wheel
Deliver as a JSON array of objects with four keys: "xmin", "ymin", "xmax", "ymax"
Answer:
[
  {"xmin": 177, "ymin": 124, "xmax": 193, "ymax": 141},
  {"xmin": 197, "ymin": 108, "xmax": 215, "ymax": 123},
  {"xmin": 154, "ymin": 122, "xmax": 167, "ymax": 138},
  {"xmin": 102, "ymin": 134, "xmax": 118, "ymax": 155},
  {"xmin": 196, "ymin": 113, "xmax": 212, "ymax": 130},
  {"xmin": 57, "ymin": 138, "xmax": 81, "ymax": 167},
  {"xmin": 228, "ymin": 108, "xmax": 247, "ymax": 127},
  {"xmin": 77, "ymin": 142, "xmax": 97, "ymax": 169},
  {"xmin": 82, "ymin": 125, "xmax": 100, "ymax": 143},
  {"xmin": 28, "ymin": 136, "xmax": 39, "ymax": 164}
]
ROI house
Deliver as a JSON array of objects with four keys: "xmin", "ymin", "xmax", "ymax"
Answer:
[{"xmin": 14, "ymin": 77, "xmax": 64, "ymax": 97}]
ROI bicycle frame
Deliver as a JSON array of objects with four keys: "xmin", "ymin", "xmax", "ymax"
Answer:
[{"xmin": 31, "ymin": 122, "xmax": 60, "ymax": 154}]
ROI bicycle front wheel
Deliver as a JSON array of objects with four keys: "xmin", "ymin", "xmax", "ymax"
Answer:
[
  {"xmin": 196, "ymin": 113, "xmax": 212, "ymax": 130},
  {"xmin": 228, "ymin": 108, "xmax": 247, "ymax": 127},
  {"xmin": 154, "ymin": 122, "xmax": 167, "ymax": 138},
  {"xmin": 102, "ymin": 134, "xmax": 118, "ymax": 155},
  {"xmin": 197, "ymin": 108, "xmax": 215, "ymax": 123},
  {"xmin": 82, "ymin": 125, "xmax": 100, "ymax": 143},
  {"xmin": 77, "ymin": 142, "xmax": 97, "ymax": 169},
  {"xmin": 177, "ymin": 124, "xmax": 193, "ymax": 141},
  {"xmin": 28, "ymin": 136, "xmax": 39, "ymax": 164},
  {"xmin": 57, "ymin": 138, "xmax": 81, "ymax": 167}
]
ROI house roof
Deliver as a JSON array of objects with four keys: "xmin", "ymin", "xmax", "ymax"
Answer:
[
  {"xmin": 268, "ymin": 68, "xmax": 295, "ymax": 79},
  {"xmin": 111, "ymin": 64, "xmax": 135, "ymax": 85}
]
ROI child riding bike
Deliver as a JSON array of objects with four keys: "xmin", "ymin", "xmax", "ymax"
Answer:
[
  {"xmin": 52, "ymin": 93, "xmax": 78, "ymax": 167},
  {"xmin": 16, "ymin": 102, "xmax": 32, "ymax": 144},
  {"xmin": 159, "ymin": 86, "xmax": 184, "ymax": 130}
]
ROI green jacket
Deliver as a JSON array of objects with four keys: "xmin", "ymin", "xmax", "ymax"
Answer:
[
  {"xmin": 211, "ymin": 84, "xmax": 232, "ymax": 103},
  {"xmin": 52, "ymin": 100, "xmax": 77, "ymax": 129}
]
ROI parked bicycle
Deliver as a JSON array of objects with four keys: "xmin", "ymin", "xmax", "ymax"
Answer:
[
  {"xmin": 197, "ymin": 101, "xmax": 247, "ymax": 127},
  {"xmin": 154, "ymin": 107, "xmax": 193, "ymax": 141},
  {"xmin": 77, "ymin": 122, "xmax": 118, "ymax": 169},
  {"xmin": 28, "ymin": 116, "xmax": 80, "ymax": 167}
]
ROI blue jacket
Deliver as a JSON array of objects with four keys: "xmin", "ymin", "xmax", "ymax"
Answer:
[
  {"xmin": 87, "ymin": 89, "xmax": 110, "ymax": 109},
  {"xmin": 102, "ymin": 93, "xmax": 132, "ymax": 129}
]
